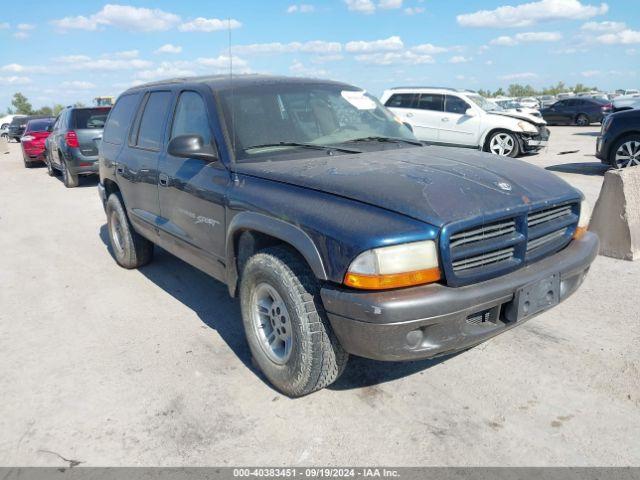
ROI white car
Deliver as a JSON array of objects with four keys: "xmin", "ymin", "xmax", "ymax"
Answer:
[
  {"xmin": 381, "ymin": 87, "xmax": 549, "ymax": 157},
  {"xmin": 517, "ymin": 97, "xmax": 540, "ymax": 109},
  {"xmin": 494, "ymin": 98, "xmax": 542, "ymax": 118}
]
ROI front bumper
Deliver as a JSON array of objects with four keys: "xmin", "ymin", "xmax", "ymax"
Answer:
[
  {"xmin": 595, "ymin": 134, "xmax": 612, "ymax": 165},
  {"xmin": 97, "ymin": 182, "xmax": 107, "ymax": 209},
  {"xmin": 321, "ymin": 232, "xmax": 598, "ymax": 361},
  {"xmin": 521, "ymin": 127, "xmax": 550, "ymax": 151}
]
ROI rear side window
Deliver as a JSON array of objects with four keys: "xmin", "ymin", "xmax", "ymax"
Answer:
[
  {"xmin": 104, "ymin": 94, "xmax": 140, "ymax": 145},
  {"xmin": 416, "ymin": 94, "xmax": 444, "ymax": 112},
  {"xmin": 385, "ymin": 93, "xmax": 417, "ymax": 109},
  {"xmin": 135, "ymin": 91, "xmax": 172, "ymax": 151},
  {"xmin": 445, "ymin": 95, "xmax": 470, "ymax": 114},
  {"xmin": 73, "ymin": 108, "xmax": 111, "ymax": 129}
]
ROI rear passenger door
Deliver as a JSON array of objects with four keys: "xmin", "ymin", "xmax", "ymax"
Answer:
[
  {"xmin": 439, "ymin": 95, "xmax": 480, "ymax": 146},
  {"xmin": 157, "ymin": 89, "xmax": 229, "ymax": 278},
  {"xmin": 386, "ymin": 93, "xmax": 444, "ymax": 142},
  {"xmin": 116, "ymin": 90, "xmax": 172, "ymax": 235}
]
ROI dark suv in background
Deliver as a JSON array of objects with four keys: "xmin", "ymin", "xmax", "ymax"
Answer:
[
  {"xmin": 45, "ymin": 106, "xmax": 111, "ymax": 187},
  {"xmin": 597, "ymin": 108, "xmax": 640, "ymax": 168},
  {"xmin": 541, "ymin": 97, "xmax": 609, "ymax": 126}
]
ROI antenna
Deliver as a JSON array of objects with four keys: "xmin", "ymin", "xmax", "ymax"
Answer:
[{"xmin": 228, "ymin": 17, "xmax": 236, "ymax": 155}]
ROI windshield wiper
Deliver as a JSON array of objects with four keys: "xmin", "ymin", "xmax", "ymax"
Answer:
[
  {"xmin": 343, "ymin": 136, "xmax": 424, "ymax": 146},
  {"xmin": 244, "ymin": 142, "xmax": 361, "ymax": 154}
]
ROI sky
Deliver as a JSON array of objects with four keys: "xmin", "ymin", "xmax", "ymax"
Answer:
[{"xmin": 1, "ymin": 0, "xmax": 638, "ymax": 111}]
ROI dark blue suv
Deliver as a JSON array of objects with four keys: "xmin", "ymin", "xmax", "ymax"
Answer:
[{"xmin": 98, "ymin": 75, "xmax": 598, "ymax": 396}]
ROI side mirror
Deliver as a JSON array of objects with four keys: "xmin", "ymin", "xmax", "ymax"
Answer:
[
  {"xmin": 168, "ymin": 135, "xmax": 218, "ymax": 163},
  {"xmin": 403, "ymin": 122, "xmax": 413, "ymax": 132},
  {"xmin": 465, "ymin": 107, "xmax": 477, "ymax": 117}
]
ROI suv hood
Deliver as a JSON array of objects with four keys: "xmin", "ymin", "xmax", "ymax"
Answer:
[
  {"xmin": 488, "ymin": 110, "xmax": 546, "ymax": 125},
  {"xmin": 235, "ymin": 146, "xmax": 579, "ymax": 227}
]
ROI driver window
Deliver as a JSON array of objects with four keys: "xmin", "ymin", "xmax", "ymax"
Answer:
[
  {"xmin": 171, "ymin": 91, "xmax": 212, "ymax": 145},
  {"xmin": 445, "ymin": 95, "xmax": 470, "ymax": 114}
]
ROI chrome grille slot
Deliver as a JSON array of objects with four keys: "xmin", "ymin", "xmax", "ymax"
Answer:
[
  {"xmin": 528, "ymin": 205, "xmax": 572, "ymax": 227},
  {"xmin": 527, "ymin": 229, "xmax": 566, "ymax": 252},
  {"xmin": 450, "ymin": 220, "xmax": 516, "ymax": 248},
  {"xmin": 452, "ymin": 247, "xmax": 515, "ymax": 272}
]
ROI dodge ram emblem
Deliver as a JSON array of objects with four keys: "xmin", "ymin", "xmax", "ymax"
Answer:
[{"xmin": 497, "ymin": 182, "xmax": 512, "ymax": 191}]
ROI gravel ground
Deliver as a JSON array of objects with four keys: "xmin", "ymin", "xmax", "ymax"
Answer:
[{"xmin": 0, "ymin": 127, "xmax": 639, "ymax": 467}]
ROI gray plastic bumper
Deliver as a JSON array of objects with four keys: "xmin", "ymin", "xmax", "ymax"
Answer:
[{"xmin": 321, "ymin": 232, "xmax": 598, "ymax": 361}]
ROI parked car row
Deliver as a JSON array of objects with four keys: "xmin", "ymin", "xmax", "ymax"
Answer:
[
  {"xmin": 15, "ymin": 74, "xmax": 601, "ymax": 396},
  {"xmin": 14, "ymin": 106, "xmax": 111, "ymax": 187}
]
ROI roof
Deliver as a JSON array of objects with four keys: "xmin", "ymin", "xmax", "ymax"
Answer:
[
  {"xmin": 386, "ymin": 86, "xmax": 477, "ymax": 94},
  {"xmin": 123, "ymin": 74, "xmax": 355, "ymax": 94}
]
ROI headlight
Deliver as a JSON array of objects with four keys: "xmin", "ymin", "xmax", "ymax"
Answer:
[
  {"xmin": 344, "ymin": 240, "xmax": 441, "ymax": 290},
  {"xmin": 517, "ymin": 121, "xmax": 537, "ymax": 133},
  {"xmin": 574, "ymin": 200, "xmax": 591, "ymax": 240}
]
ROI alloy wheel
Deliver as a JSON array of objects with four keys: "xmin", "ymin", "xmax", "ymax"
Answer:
[
  {"xmin": 615, "ymin": 140, "xmax": 640, "ymax": 168},
  {"xmin": 251, "ymin": 283, "xmax": 293, "ymax": 365},
  {"xmin": 489, "ymin": 133, "xmax": 515, "ymax": 156},
  {"xmin": 109, "ymin": 211, "xmax": 125, "ymax": 256}
]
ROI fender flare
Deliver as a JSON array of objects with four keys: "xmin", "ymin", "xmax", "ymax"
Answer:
[{"xmin": 225, "ymin": 211, "xmax": 328, "ymax": 296}]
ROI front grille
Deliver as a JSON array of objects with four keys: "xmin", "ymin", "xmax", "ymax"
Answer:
[{"xmin": 443, "ymin": 202, "xmax": 579, "ymax": 286}]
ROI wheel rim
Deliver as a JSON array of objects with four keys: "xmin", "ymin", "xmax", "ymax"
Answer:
[
  {"xmin": 615, "ymin": 140, "xmax": 640, "ymax": 168},
  {"xmin": 577, "ymin": 115, "xmax": 588, "ymax": 126},
  {"xmin": 251, "ymin": 283, "xmax": 293, "ymax": 365},
  {"xmin": 62, "ymin": 161, "xmax": 68, "ymax": 182},
  {"xmin": 109, "ymin": 211, "xmax": 125, "ymax": 255},
  {"xmin": 489, "ymin": 133, "xmax": 515, "ymax": 156}
]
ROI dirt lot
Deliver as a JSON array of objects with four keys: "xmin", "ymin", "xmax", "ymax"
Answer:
[{"xmin": 1, "ymin": 126, "xmax": 639, "ymax": 467}]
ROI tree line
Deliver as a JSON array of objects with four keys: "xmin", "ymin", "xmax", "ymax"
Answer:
[
  {"xmin": 476, "ymin": 82, "xmax": 600, "ymax": 99},
  {"xmin": 5, "ymin": 92, "xmax": 85, "ymax": 117}
]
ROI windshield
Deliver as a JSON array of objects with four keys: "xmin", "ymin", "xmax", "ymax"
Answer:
[
  {"xmin": 219, "ymin": 83, "xmax": 416, "ymax": 161},
  {"xmin": 467, "ymin": 94, "xmax": 502, "ymax": 112}
]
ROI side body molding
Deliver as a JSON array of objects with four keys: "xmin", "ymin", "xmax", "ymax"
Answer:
[{"xmin": 225, "ymin": 211, "xmax": 328, "ymax": 296}]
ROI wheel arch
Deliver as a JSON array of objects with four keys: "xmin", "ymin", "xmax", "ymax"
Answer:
[{"xmin": 225, "ymin": 212, "xmax": 328, "ymax": 297}]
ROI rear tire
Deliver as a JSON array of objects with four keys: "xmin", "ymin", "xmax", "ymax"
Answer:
[
  {"xmin": 22, "ymin": 151, "xmax": 34, "ymax": 168},
  {"xmin": 575, "ymin": 114, "xmax": 590, "ymax": 126},
  {"xmin": 106, "ymin": 193, "xmax": 154, "ymax": 269},
  {"xmin": 240, "ymin": 246, "xmax": 348, "ymax": 397},
  {"xmin": 61, "ymin": 158, "xmax": 79, "ymax": 188},
  {"xmin": 45, "ymin": 150, "xmax": 59, "ymax": 177}
]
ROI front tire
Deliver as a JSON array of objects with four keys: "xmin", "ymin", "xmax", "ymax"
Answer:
[
  {"xmin": 487, "ymin": 131, "xmax": 520, "ymax": 158},
  {"xmin": 61, "ymin": 158, "xmax": 79, "ymax": 188},
  {"xmin": 106, "ymin": 193, "xmax": 154, "ymax": 269},
  {"xmin": 610, "ymin": 134, "xmax": 640, "ymax": 169},
  {"xmin": 240, "ymin": 246, "xmax": 348, "ymax": 397}
]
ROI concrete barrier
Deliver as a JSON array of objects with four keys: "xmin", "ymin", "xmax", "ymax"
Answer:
[{"xmin": 589, "ymin": 167, "xmax": 640, "ymax": 261}]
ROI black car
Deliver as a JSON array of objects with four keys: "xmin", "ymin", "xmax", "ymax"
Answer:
[
  {"xmin": 541, "ymin": 97, "xmax": 609, "ymax": 126},
  {"xmin": 44, "ymin": 105, "xmax": 111, "ymax": 187},
  {"xmin": 98, "ymin": 75, "xmax": 597, "ymax": 396},
  {"xmin": 596, "ymin": 108, "xmax": 640, "ymax": 168},
  {"xmin": 7, "ymin": 115, "xmax": 48, "ymax": 141}
]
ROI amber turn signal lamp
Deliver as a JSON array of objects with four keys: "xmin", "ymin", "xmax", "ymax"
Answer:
[{"xmin": 344, "ymin": 268, "xmax": 441, "ymax": 290}]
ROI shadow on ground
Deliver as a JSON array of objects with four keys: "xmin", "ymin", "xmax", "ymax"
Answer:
[
  {"xmin": 572, "ymin": 131, "xmax": 600, "ymax": 137},
  {"xmin": 53, "ymin": 173, "xmax": 100, "ymax": 188},
  {"xmin": 546, "ymin": 162, "xmax": 608, "ymax": 176},
  {"xmin": 98, "ymin": 224, "xmax": 446, "ymax": 393}
]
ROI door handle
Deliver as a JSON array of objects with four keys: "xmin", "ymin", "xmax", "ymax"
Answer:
[
  {"xmin": 441, "ymin": 117, "xmax": 450, "ymax": 122},
  {"xmin": 116, "ymin": 166, "xmax": 124, "ymax": 175},
  {"xmin": 159, "ymin": 173, "xmax": 169, "ymax": 186},
  {"xmin": 405, "ymin": 112, "xmax": 414, "ymax": 118}
]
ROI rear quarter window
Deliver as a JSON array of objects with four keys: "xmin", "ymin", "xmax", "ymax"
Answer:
[{"xmin": 103, "ymin": 94, "xmax": 141, "ymax": 145}]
